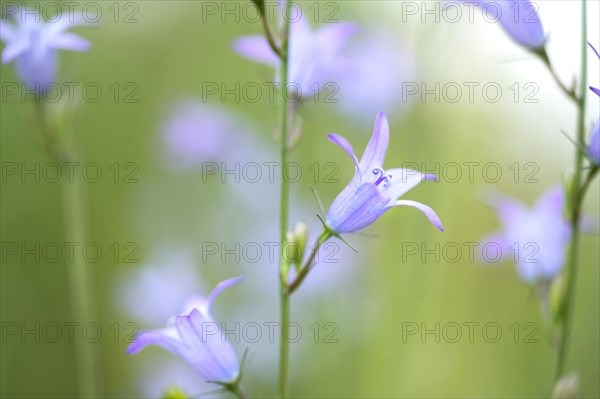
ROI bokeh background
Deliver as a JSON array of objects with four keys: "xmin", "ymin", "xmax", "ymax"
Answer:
[{"xmin": 1, "ymin": 1, "xmax": 599, "ymax": 398}]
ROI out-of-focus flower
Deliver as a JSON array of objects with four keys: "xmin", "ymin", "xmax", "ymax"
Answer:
[
  {"xmin": 325, "ymin": 112, "xmax": 443, "ymax": 234},
  {"xmin": 471, "ymin": 0, "xmax": 545, "ymax": 49},
  {"xmin": 0, "ymin": 13, "xmax": 91, "ymax": 90},
  {"xmin": 127, "ymin": 277, "xmax": 244, "ymax": 384},
  {"xmin": 481, "ymin": 186, "xmax": 571, "ymax": 283},
  {"xmin": 233, "ymin": 13, "xmax": 356, "ymax": 97},
  {"xmin": 161, "ymin": 100, "xmax": 246, "ymax": 168},
  {"xmin": 115, "ymin": 251, "xmax": 201, "ymax": 325},
  {"xmin": 336, "ymin": 30, "xmax": 414, "ymax": 121}
]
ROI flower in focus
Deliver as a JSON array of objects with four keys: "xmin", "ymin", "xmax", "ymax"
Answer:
[
  {"xmin": 127, "ymin": 276, "xmax": 244, "ymax": 384},
  {"xmin": 233, "ymin": 12, "xmax": 356, "ymax": 97},
  {"xmin": 325, "ymin": 112, "xmax": 444, "ymax": 234},
  {"xmin": 481, "ymin": 186, "xmax": 571, "ymax": 283},
  {"xmin": 472, "ymin": 0, "xmax": 545, "ymax": 49},
  {"xmin": 0, "ymin": 13, "xmax": 91, "ymax": 90}
]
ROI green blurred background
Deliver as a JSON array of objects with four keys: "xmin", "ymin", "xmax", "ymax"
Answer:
[{"xmin": 1, "ymin": 1, "xmax": 599, "ymax": 398}]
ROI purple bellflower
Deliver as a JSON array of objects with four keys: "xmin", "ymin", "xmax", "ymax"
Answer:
[
  {"xmin": 127, "ymin": 277, "xmax": 244, "ymax": 384},
  {"xmin": 0, "ymin": 13, "xmax": 91, "ymax": 90},
  {"xmin": 473, "ymin": 0, "xmax": 545, "ymax": 49},
  {"xmin": 325, "ymin": 112, "xmax": 444, "ymax": 234},
  {"xmin": 589, "ymin": 43, "xmax": 600, "ymax": 165},
  {"xmin": 233, "ymin": 13, "xmax": 356, "ymax": 97},
  {"xmin": 481, "ymin": 186, "xmax": 571, "ymax": 283}
]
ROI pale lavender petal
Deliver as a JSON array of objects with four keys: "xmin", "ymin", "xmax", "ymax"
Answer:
[
  {"xmin": 233, "ymin": 35, "xmax": 278, "ymax": 66},
  {"xmin": 327, "ymin": 133, "xmax": 360, "ymax": 176},
  {"xmin": 478, "ymin": 233, "xmax": 510, "ymax": 264},
  {"xmin": 477, "ymin": 0, "xmax": 545, "ymax": 49},
  {"xmin": 314, "ymin": 23, "xmax": 358, "ymax": 55},
  {"xmin": 126, "ymin": 328, "xmax": 185, "ymax": 358},
  {"xmin": 49, "ymin": 32, "xmax": 90, "ymax": 51},
  {"xmin": 205, "ymin": 276, "xmax": 245, "ymax": 314},
  {"xmin": 175, "ymin": 309, "xmax": 239, "ymax": 383},
  {"xmin": 384, "ymin": 168, "xmax": 437, "ymax": 200},
  {"xmin": 0, "ymin": 21, "xmax": 16, "ymax": 43},
  {"xmin": 359, "ymin": 112, "xmax": 390, "ymax": 173},
  {"xmin": 589, "ymin": 119, "xmax": 600, "ymax": 165},
  {"xmin": 327, "ymin": 183, "xmax": 389, "ymax": 233},
  {"xmin": 387, "ymin": 200, "xmax": 444, "ymax": 231},
  {"xmin": 2, "ymin": 39, "xmax": 29, "ymax": 63}
]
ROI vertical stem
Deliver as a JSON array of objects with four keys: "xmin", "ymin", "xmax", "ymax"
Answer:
[
  {"xmin": 554, "ymin": 0, "xmax": 587, "ymax": 382},
  {"xmin": 61, "ymin": 159, "xmax": 101, "ymax": 398},
  {"xmin": 36, "ymin": 103, "xmax": 101, "ymax": 397},
  {"xmin": 278, "ymin": 1, "xmax": 292, "ymax": 398}
]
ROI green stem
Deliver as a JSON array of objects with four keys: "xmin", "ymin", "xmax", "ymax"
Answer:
[
  {"xmin": 288, "ymin": 230, "xmax": 333, "ymax": 295},
  {"xmin": 554, "ymin": 0, "xmax": 587, "ymax": 383},
  {"xmin": 277, "ymin": 2, "xmax": 292, "ymax": 398},
  {"xmin": 225, "ymin": 382, "xmax": 248, "ymax": 399},
  {"xmin": 36, "ymin": 104, "xmax": 101, "ymax": 397}
]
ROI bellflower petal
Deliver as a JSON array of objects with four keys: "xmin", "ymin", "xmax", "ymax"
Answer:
[
  {"xmin": 0, "ymin": 11, "xmax": 92, "ymax": 90},
  {"xmin": 387, "ymin": 200, "xmax": 444, "ymax": 231},
  {"xmin": 359, "ymin": 111, "xmax": 389, "ymax": 175},
  {"xmin": 475, "ymin": 0, "xmax": 546, "ymax": 49},
  {"xmin": 326, "ymin": 112, "xmax": 443, "ymax": 234},
  {"xmin": 233, "ymin": 6, "xmax": 355, "ymax": 97},
  {"xmin": 232, "ymin": 35, "xmax": 279, "ymax": 65},
  {"xmin": 127, "ymin": 277, "xmax": 243, "ymax": 384}
]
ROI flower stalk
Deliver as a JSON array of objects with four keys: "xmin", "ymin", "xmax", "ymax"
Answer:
[
  {"xmin": 277, "ymin": 1, "xmax": 293, "ymax": 397},
  {"xmin": 551, "ymin": 0, "xmax": 593, "ymax": 385},
  {"xmin": 35, "ymin": 103, "xmax": 101, "ymax": 398}
]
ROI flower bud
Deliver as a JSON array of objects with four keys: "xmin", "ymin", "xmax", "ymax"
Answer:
[
  {"xmin": 161, "ymin": 387, "xmax": 187, "ymax": 399},
  {"xmin": 552, "ymin": 373, "xmax": 579, "ymax": 399},
  {"xmin": 285, "ymin": 221, "xmax": 308, "ymax": 266}
]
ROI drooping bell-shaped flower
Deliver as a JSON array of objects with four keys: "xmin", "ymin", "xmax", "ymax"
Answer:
[
  {"xmin": 233, "ymin": 8, "xmax": 356, "ymax": 97},
  {"xmin": 325, "ymin": 112, "xmax": 444, "ymax": 234},
  {"xmin": 127, "ymin": 277, "xmax": 244, "ymax": 384},
  {"xmin": 0, "ymin": 12, "xmax": 91, "ymax": 90},
  {"xmin": 474, "ymin": 0, "xmax": 546, "ymax": 49},
  {"xmin": 481, "ymin": 187, "xmax": 571, "ymax": 283}
]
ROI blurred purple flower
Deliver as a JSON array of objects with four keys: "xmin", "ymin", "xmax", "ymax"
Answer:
[
  {"xmin": 336, "ymin": 30, "xmax": 415, "ymax": 121},
  {"xmin": 481, "ymin": 186, "xmax": 571, "ymax": 282},
  {"xmin": 161, "ymin": 100, "xmax": 249, "ymax": 168},
  {"xmin": 127, "ymin": 277, "xmax": 244, "ymax": 384},
  {"xmin": 115, "ymin": 251, "xmax": 201, "ymax": 325},
  {"xmin": 325, "ymin": 112, "xmax": 444, "ymax": 234},
  {"xmin": 0, "ymin": 13, "xmax": 90, "ymax": 90},
  {"xmin": 473, "ymin": 0, "xmax": 545, "ymax": 49},
  {"xmin": 233, "ymin": 13, "xmax": 356, "ymax": 96}
]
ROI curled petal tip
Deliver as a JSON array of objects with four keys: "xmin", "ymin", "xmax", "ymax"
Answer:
[{"xmin": 424, "ymin": 174, "xmax": 438, "ymax": 182}]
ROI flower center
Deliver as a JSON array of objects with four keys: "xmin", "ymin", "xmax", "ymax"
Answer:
[{"xmin": 373, "ymin": 167, "xmax": 391, "ymax": 189}]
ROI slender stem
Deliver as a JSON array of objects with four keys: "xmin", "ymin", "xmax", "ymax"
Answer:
[
  {"xmin": 225, "ymin": 382, "xmax": 248, "ymax": 399},
  {"xmin": 36, "ymin": 104, "xmax": 101, "ymax": 398},
  {"xmin": 288, "ymin": 230, "xmax": 333, "ymax": 295},
  {"xmin": 554, "ymin": 0, "xmax": 587, "ymax": 383},
  {"xmin": 277, "ymin": 2, "xmax": 293, "ymax": 398}
]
